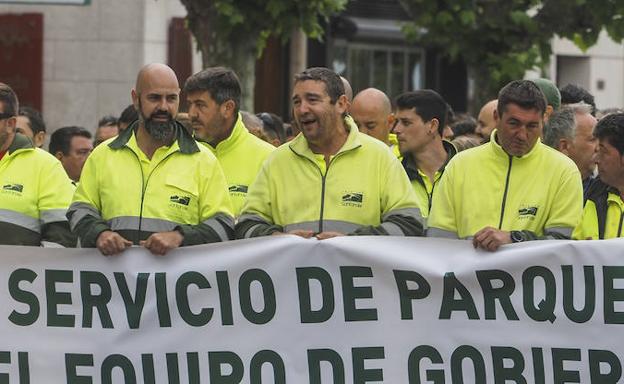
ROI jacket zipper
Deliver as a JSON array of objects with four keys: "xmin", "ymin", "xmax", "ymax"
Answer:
[
  {"xmin": 498, "ymin": 155, "xmax": 513, "ymax": 229},
  {"xmin": 129, "ymin": 149, "xmax": 177, "ymax": 242},
  {"xmin": 295, "ymin": 149, "xmax": 354, "ymax": 234}
]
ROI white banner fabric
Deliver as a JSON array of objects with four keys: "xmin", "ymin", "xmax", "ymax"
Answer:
[{"xmin": 0, "ymin": 236, "xmax": 622, "ymax": 383}]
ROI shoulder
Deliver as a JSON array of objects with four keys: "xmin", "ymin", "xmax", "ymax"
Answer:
[
  {"xmin": 243, "ymin": 130, "xmax": 275, "ymax": 151},
  {"xmin": 536, "ymin": 143, "xmax": 579, "ymax": 173},
  {"xmin": 445, "ymin": 142, "xmax": 490, "ymax": 169}
]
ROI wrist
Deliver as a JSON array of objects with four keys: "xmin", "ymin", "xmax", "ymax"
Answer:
[{"xmin": 510, "ymin": 230, "xmax": 525, "ymax": 243}]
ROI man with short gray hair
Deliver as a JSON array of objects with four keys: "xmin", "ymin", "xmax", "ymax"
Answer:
[{"xmin": 543, "ymin": 103, "xmax": 597, "ymax": 193}]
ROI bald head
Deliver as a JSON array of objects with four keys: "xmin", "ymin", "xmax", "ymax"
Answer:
[
  {"xmin": 351, "ymin": 88, "xmax": 393, "ymax": 143},
  {"xmin": 476, "ymin": 99, "xmax": 497, "ymax": 140},
  {"xmin": 131, "ymin": 63, "xmax": 180, "ymax": 141},
  {"xmin": 135, "ymin": 63, "xmax": 179, "ymax": 94}
]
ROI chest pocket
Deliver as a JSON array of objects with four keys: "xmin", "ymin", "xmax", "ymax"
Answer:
[{"xmin": 162, "ymin": 174, "xmax": 200, "ymax": 223}]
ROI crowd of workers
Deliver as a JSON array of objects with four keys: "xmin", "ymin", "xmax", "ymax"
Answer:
[{"xmin": 0, "ymin": 63, "xmax": 623, "ymax": 255}]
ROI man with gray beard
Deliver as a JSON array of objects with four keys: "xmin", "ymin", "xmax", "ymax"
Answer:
[{"xmin": 68, "ymin": 63, "xmax": 234, "ymax": 255}]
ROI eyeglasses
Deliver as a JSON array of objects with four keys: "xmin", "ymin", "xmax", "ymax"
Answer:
[{"xmin": 0, "ymin": 112, "xmax": 14, "ymax": 121}]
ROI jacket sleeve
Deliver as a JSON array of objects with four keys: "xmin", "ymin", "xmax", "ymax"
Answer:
[
  {"xmin": 39, "ymin": 159, "xmax": 77, "ymax": 247},
  {"xmin": 426, "ymin": 159, "xmax": 460, "ymax": 239},
  {"xmin": 66, "ymin": 154, "xmax": 110, "ymax": 247},
  {"xmin": 540, "ymin": 165, "xmax": 583, "ymax": 239},
  {"xmin": 177, "ymin": 154, "xmax": 235, "ymax": 245},
  {"xmin": 353, "ymin": 150, "xmax": 425, "ymax": 237},
  {"xmin": 236, "ymin": 161, "xmax": 282, "ymax": 238}
]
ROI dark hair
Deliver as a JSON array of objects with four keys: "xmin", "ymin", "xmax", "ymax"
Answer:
[
  {"xmin": 498, "ymin": 80, "xmax": 547, "ymax": 117},
  {"xmin": 49, "ymin": 126, "xmax": 92, "ymax": 156},
  {"xmin": 257, "ymin": 112, "xmax": 285, "ymax": 143},
  {"xmin": 395, "ymin": 90, "xmax": 449, "ymax": 136},
  {"xmin": 451, "ymin": 114, "xmax": 477, "ymax": 137},
  {"xmin": 560, "ymin": 84, "xmax": 596, "ymax": 116},
  {"xmin": 0, "ymin": 82, "xmax": 19, "ymax": 117},
  {"xmin": 98, "ymin": 115, "xmax": 118, "ymax": 128},
  {"xmin": 594, "ymin": 112, "xmax": 624, "ymax": 156},
  {"xmin": 294, "ymin": 67, "xmax": 344, "ymax": 104},
  {"xmin": 184, "ymin": 67, "xmax": 242, "ymax": 113},
  {"xmin": 18, "ymin": 106, "xmax": 46, "ymax": 133},
  {"xmin": 118, "ymin": 104, "xmax": 138, "ymax": 126}
]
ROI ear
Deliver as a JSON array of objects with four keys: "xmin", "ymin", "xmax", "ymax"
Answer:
[
  {"xmin": 335, "ymin": 94, "xmax": 348, "ymax": 115},
  {"xmin": 544, "ymin": 106, "xmax": 554, "ymax": 122},
  {"xmin": 386, "ymin": 113, "xmax": 395, "ymax": 130},
  {"xmin": 33, "ymin": 131, "xmax": 45, "ymax": 147},
  {"xmin": 221, "ymin": 100, "xmax": 236, "ymax": 119},
  {"xmin": 429, "ymin": 118, "xmax": 440, "ymax": 135},
  {"xmin": 558, "ymin": 138, "xmax": 571, "ymax": 155},
  {"xmin": 54, "ymin": 151, "xmax": 63, "ymax": 160},
  {"xmin": 131, "ymin": 88, "xmax": 139, "ymax": 110},
  {"xmin": 5, "ymin": 116, "xmax": 16, "ymax": 132}
]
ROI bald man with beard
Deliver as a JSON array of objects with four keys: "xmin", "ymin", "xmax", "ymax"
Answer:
[
  {"xmin": 68, "ymin": 63, "xmax": 234, "ymax": 256},
  {"xmin": 351, "ymin": 88, "xmax": 400, "ymax": 158}
]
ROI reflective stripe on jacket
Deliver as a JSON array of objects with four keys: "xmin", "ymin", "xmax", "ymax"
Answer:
[
  {"xmin": 0, "ymin": 134, "xmax": 75, "ymax": 246},
  {"xmin": 68, "ymin": 122, "xmax": 234, "ymax": 246},
  {"xmin": 237, "ymin": 117, "xmax": 424, "ymax": 237},
  {"xmin": 428, "ymin": 130, "xmax": 583, "ymax": 239}
]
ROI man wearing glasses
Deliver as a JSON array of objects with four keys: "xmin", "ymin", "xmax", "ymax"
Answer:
[{"xmin": 0, "ymin": 83, "xmax": 75, "ymax": 247}]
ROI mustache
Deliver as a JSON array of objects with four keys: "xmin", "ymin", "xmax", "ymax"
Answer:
[{"xmin": 149, "ymin": 111, "xmax": 173, "ymax": 120}]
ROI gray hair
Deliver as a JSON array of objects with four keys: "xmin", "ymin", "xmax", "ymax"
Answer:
[{"xmin": 543, "ymin": 107, "xmax": 576, "ymax": 148}]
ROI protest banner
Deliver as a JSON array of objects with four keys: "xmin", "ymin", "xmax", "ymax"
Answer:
[{"xmin": 0, "ymin": 236, "xmax": 622, "ymax": 383}]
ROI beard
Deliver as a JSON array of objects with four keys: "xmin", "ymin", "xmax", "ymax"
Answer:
[{"xmin": 138, "ymin": 100, "xmax": 175, "ymax": 141}]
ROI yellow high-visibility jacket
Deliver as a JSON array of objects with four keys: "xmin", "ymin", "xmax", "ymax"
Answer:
[
  {"xmin": 199, "ymin": 114, "xmax": 274, "ymax": 216},
  {"xmin": 428, "ymin": 130, "xmax": 583, "ymax": 240},
  {"xmin": 0, "ymin": 134, "xmax": 75, "ymax": 247},
  {"xmin": 68, "ymin": 122, "xmax": 234, "ymax": 246},
  {"xmin": 402, "ymin": 140, "xmax": 457, "ymax": 218},
  {"xmin": 573, "ymin": 180, "xmax": 623, "ymax": 239},
  {"xmin": 236, "ymin": 117, "xmax": 424, "ymax": 238}
]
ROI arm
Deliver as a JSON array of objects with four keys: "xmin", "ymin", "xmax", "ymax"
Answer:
[
  {"xmin": 39, "ymin": 159, "xmax": 77, "ymax": 247},
  {"xmin": 177, "ymin": 157, "xmax": 235, "ymax": 245},
  {"xmin": 354, "ymin": 151, "xmax": 425, "ymax": 236},
  {"xmin": 426, "ymin": 161, "xmax": 460, "ymax": 239},
  {"xmin": 66, "ymin": 155, "xmax": 111, "ymax": 247},
  {"xmin": 235, "ymin": 161, "xmax": 283, "ymax": 238}
]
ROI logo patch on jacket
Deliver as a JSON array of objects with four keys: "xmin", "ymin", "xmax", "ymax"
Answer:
[
  {"xmin": 341, "ymin": 192, "xmax": 363, "ymax": 207},
  {"xmin": 518, "ymin": 206, "xmax": 538, "ymax": 219},
  {"xmin": 229, "ymin": 184, "xmax": 248, "ymax": 195},
  {"xmin": 170, "ymin": 195, "xmax": 191, "ymax": 206},
  {"xmin": 2, "ymin": 183, "xmax": 23, "ymax": 194}
]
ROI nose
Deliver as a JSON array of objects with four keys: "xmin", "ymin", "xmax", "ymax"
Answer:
[{"xmin": 516, "ymin": 127, "xmax": 528, "ymax": 141}]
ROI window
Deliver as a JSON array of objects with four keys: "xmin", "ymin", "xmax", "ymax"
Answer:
[{"xmin": 331, "ymin": 41, "xmax": 424, "ymax": 98}]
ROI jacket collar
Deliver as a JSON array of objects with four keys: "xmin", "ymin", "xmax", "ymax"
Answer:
[
  {"xmin": 200, "ymin": 113, "xmax": 244, "ymax": 155},
  {"xmin": 109, "ymin": 120, "xmax": 199, "ymax": 154},
  {"xmin": 6, "ymin": 133, "xmax": 34, "ymax": 155},
  {"xmin": 489, "ymin": 129, "xmax": 541, "ymax": 159},
  {"xmin": 402, "ymin": 140, "xmax": 457, "ymax": 182},
  {"xmin": 289, "ymin": 115, "xmax": 361, "ymax": 160}
]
